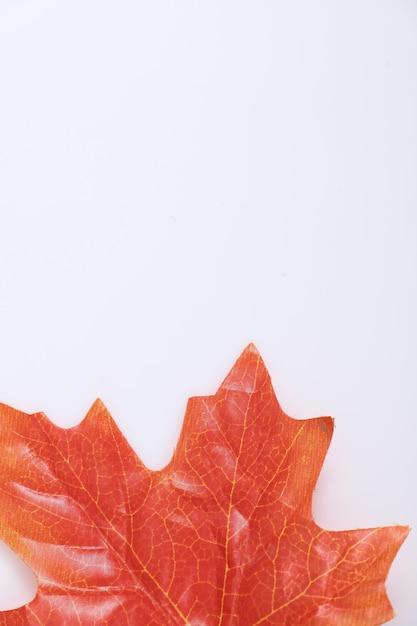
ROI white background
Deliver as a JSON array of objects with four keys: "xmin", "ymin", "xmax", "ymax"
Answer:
[{"xmin": 0, "ymin": 1, "xmax": 416, "ymax": 623}]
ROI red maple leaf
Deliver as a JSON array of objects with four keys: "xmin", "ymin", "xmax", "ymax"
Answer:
[{"xmin": 0, "ymin": 345, "xmax": 409, "ymax": 624}]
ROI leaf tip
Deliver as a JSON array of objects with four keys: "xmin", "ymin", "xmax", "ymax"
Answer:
[
  {"xmin": 219, "ymin": 343, "xmax": 268, "ymax": 394},
  {"xmin": 243, "ymin": 342, "xmax": 260, "ymax": 354}
]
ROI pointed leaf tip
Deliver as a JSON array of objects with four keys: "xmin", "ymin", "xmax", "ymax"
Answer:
[
  {"xmin": 243, "ymin": 342, "xmax": 260, "ymax": 354},
  {"xmin": 219, "ymin": 343, "xmax": 269, "ymax": 394}
]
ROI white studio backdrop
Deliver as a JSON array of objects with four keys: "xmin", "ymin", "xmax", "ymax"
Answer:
[{"xmin": 0, "ymin": 1, "xmax": 416, "ymax": 623}]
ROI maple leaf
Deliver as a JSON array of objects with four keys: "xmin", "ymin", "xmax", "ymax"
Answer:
[{"xmin": 0, "ymin": 345, "xmax": 409, "ymax": 625}]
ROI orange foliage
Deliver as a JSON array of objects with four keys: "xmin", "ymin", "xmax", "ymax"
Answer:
[{"xmin": 0, "ymin": 345, "xmax": 408, "ymax": 624}]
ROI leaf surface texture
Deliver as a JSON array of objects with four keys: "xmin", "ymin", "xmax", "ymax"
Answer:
[{"xmin": 0, "ymin": 345, "xmax": 408, "ymax": 624}]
